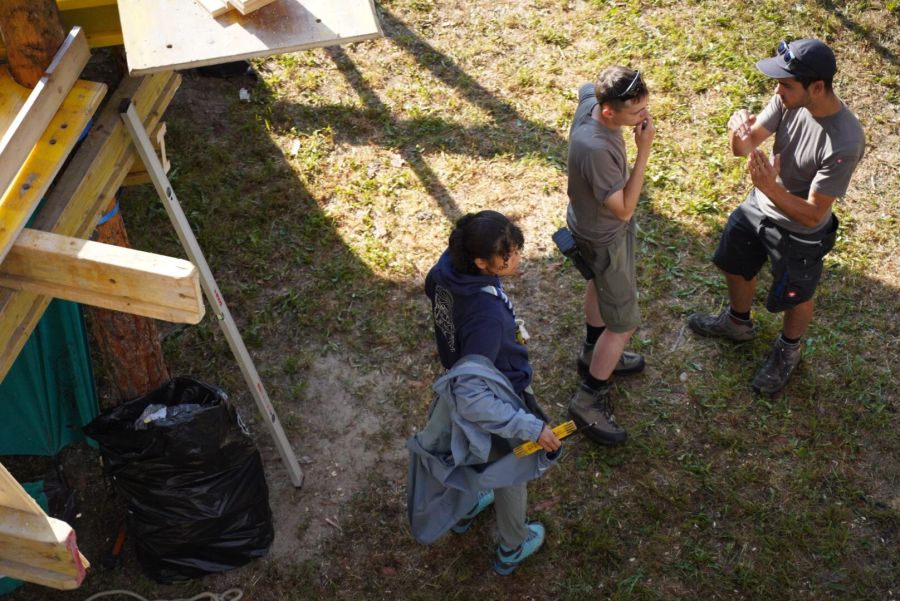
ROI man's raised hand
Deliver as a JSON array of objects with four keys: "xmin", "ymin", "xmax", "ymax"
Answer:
[
  {"xmin": 729, "ymin": 109, "xmax": 756, "ymax": 141},
  {"xmin": 634, "ymin": 114, "xmax": 655, "ymax": 153}
]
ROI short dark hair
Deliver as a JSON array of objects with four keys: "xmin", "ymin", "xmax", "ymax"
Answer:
[
  {"xmin": 448, "ymin": 210, "xmax": 524, "ymax": 275},
  {"xmin": 595, "ymin": 66, "xmax": 648, "ymax": 110},
  {"xmin": 795, "ymin": 74, "xmax": 834, "ymax": 93}
]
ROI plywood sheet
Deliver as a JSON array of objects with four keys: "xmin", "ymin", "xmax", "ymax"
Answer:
[{"xmin": 119, "ymin": 0, "xmax": 382, "ymax": 75}]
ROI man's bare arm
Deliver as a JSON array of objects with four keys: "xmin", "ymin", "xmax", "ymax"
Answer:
[
  {"xmin": 748, "ymin": 150, "xmax": 836, "ymax": 227},
  {"xmin": 606, "ymin": 116, "xmax": 655, "ymax": 222}
]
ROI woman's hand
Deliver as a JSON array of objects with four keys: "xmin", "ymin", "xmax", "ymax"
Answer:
[{"xmin": 537, "ymin": 424, "xmax": 562, "ymax": 452}]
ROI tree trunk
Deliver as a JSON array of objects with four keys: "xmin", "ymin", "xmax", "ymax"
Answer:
[
  {"xmin": 87, "ymin": 201, "xmax": 170, "ymax": 407},
  {"xmin": 0, "ymin": 0, "xmax": 66, "ymax": 88}
]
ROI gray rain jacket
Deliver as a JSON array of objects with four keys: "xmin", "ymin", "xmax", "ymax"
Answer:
[{"xmin": 406, "ymin": 354, "xmax": 559, "ymax": 544}]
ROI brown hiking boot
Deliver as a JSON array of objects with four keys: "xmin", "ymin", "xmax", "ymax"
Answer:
[
  {"xmin": 751, "ymin": 337, "xmax": 802, "ymax": 395},
  {"xmin": 687, "ymin": 308, "xmax": 756, "ymax": 342},
  {"xmin": 576, "ymin": 342, "xmax": 645, "ymax": 379},
  {"xmin": 567, "ymin": 383, "xmax": 627, "ymax": 446}
]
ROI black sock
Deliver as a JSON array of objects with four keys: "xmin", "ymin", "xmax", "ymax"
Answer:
[
  {"xmin": 586, "ymin": 324, "xmax": 605, "ymax": 345},
  {"xmin": 585, "ymin": 373, "xmax": 608, "ymax": 391},
  {"xmin": 729, "ymin": 307, "xmax": 751, "ymax": 321},
  {"xmin": 780, "ymin": 333, "xmax": 801, "ymax": 345}
]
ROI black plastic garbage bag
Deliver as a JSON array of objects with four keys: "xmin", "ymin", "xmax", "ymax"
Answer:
[{"xmin": 83, "ymin": 376, "xmax": 274, "ymax": 582}]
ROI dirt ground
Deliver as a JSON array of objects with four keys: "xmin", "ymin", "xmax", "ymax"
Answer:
[{"xmin": 261, "ymin": 353, "xmax": 408, "ymax": 562}]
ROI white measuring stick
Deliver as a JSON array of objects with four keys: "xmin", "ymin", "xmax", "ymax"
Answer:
[{"xmin": 120, "ymin": 100, "xmax": 304, "ymax": 488}]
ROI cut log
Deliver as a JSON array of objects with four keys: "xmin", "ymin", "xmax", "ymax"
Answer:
[
  {"xmin": 0, "ymin": 0, "xmax": 66, "ymax": 88},
  {"xmin": 0, "ymin": 0, "xmax": 124, "ymax": 58},
  {"xmin": 86, "ymin": 207, "xmax": 173, "ymax": 404}
]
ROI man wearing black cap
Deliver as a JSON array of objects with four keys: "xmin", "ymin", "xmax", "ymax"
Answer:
[{"xmin": 688, "ymin": 39, "xmax": 865, "ymax": 395}]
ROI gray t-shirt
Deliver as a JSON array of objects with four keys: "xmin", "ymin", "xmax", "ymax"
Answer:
[
  {"xmin": 566, "ymin": 83, "xmax": 629, "ymax": 245},
  {"xmin": 755, "ymin": 94, "xmax": 865, "ymax": 234}
]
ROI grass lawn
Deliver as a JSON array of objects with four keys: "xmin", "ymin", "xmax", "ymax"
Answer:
[{"xmin": 12, "ymin": 0, "xmax": 898, "ymax": 599}]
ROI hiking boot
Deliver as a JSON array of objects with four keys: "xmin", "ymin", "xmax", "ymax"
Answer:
[
  {"xmin": 751, "ymin": 337, "xmax": 802, "ymax": 395},
  {"xmin": 451, "ymin": 489, "xmax": 494, "ymax": 534},
  {"xmin": 567, "ymin": 383, "xmax": 627, "ymax": 446},
  {"xmin": 494, "ymin": 521, "xmax": 545, "ymax": 576},
  {"xmin": 687, "ymin": 308, "xmax": 756, "ymax": 342},
  {"xmin": 577, "ymin": 342, "xmax": 645, "ymax": 379}
]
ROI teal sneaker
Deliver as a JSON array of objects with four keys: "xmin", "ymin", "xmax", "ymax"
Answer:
[
  {"xmin": 494, "ymin": 522, "xmax": 545, "ymax": 575},
  {"xmin": 451, "ymin": 490, "xmax": 494, "ymax": 534}
]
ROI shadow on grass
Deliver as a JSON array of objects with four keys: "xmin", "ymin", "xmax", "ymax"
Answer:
[
  {"xmin": 269, "ymin": 6, "xmax": 569, "ymax": 224},
  {"xmin": 815, "ymin": 0, "xmax": 898, "ymax": 65}
]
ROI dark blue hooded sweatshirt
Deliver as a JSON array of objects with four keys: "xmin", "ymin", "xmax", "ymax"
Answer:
[{"xmin": 424, "ymin": 250, "xmax": 532, "ymax": 394}]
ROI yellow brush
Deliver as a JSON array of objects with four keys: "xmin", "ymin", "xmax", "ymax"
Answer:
[{"xmin": 513, "ymin": 420, "xmax": 580, "ymax": 458}]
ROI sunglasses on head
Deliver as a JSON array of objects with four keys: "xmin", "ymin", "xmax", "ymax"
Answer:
[
  {"xmin": 616, "ymin": 71, "xmax": 643, "ymax": 100},
  {"xmin": 777, "ymin": 40, "xmax": 821, "ymax": 79}
]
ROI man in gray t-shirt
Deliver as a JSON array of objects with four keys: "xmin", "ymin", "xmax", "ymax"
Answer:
[
  {"xmin": 565, "ymin": 66, "xmax": 655, "ymax": 446},
  {"xmin": 688, "ymin": 39, "xmax": 865, "ymax": 395}
]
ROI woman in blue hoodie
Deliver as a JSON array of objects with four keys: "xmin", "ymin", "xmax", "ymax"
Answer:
[{"xmin": 420, "ymin": 210, "xmax": 560, "ymax": 575}]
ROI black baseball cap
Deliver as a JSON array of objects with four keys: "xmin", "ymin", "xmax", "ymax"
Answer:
[{"xmin": 756, "ymin": 39, "xmax": 837, "ymax": 80}]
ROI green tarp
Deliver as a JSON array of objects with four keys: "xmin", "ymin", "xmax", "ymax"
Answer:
[{"xmin": 0, "ymin": 299, "xmax": 98, "ymax": 456}]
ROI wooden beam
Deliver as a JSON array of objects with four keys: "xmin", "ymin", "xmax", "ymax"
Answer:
[
  {"xmin": 195, "ymin": 0, "xmax": 232, "ymax": 18},
  {"xmin": 0, "ymin": 463, "xmax": 43, "ymax": 517},
  {"xmin": 0, "ymin": 77, "xmax": 106, "ymax": 268},
  {"xmin": 122, "ymin": 121, "xmax": 169, "ymax": 187},
  {"xmin": 0, "ymin": 71, "xmax": 180, "ymax": 383},
  {"xmin": 0, "ymin": 463, "xmax": 88, "ymax": 590},
  {"xmin": 0, "ymin": 229, "xmax": 204, "ymax": 324},
  {"xmin": 0, "ymin": 26, "xmax": 90, "ymax": 211},
  {"xmin": 227, "ymin": 0, "xmax": 277, "ymax": 16}
]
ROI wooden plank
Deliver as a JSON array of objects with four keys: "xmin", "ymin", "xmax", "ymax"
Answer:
[
  {"xmin": 228, "ymin": 0, "xmax": 277, "ymax": 16},
  {"xmin": 0, "ymin": 230, "xmax": 205, "ymax": 324},
  {"xmin": 0, "ymin": 68, "xmax": 31, "ymax": 134},
  {"xmin": 57, "ymin": 0, "xmax": 115, "ymax": 9},
  {"xmin": 0, "ymin": 27, "xmax": 89, "ymax": 209},
  {"xmin": 0, "ymin": 78, "xmax": 107, "ymax": 270},
  {"xmin": 118, "ymin": 0, "xmax": 383, "ymax": 75},
  {"xmin": 122, "ymin": 122, "xmax": 169, "ymax": 186},
  {"xmin": 196, "ymin": 0, "xmax": 232, "ymax": 18},
  {"xmin": 0, "ymin": 71, "xmax": 180, "ymax": 383},
  {"xmin": 0, "ymin": 463, "xmax": 88, "ymax": 590},
  {"xmin": 58, "ymin": 3, "xmax": 122, "ymax": 48},
  {"xmin": 0, "ymin": 464, "xmax": 43, "ymax": 517}
]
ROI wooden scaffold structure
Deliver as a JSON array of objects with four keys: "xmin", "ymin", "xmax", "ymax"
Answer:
[{"xmin": 0, "ymin": 0, "xmax": 381, "ymax": 590}]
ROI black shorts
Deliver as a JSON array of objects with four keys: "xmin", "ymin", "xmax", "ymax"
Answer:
[{"xmin": 713, "ymin": 200, "xmax": 838, "ymax": 313}]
